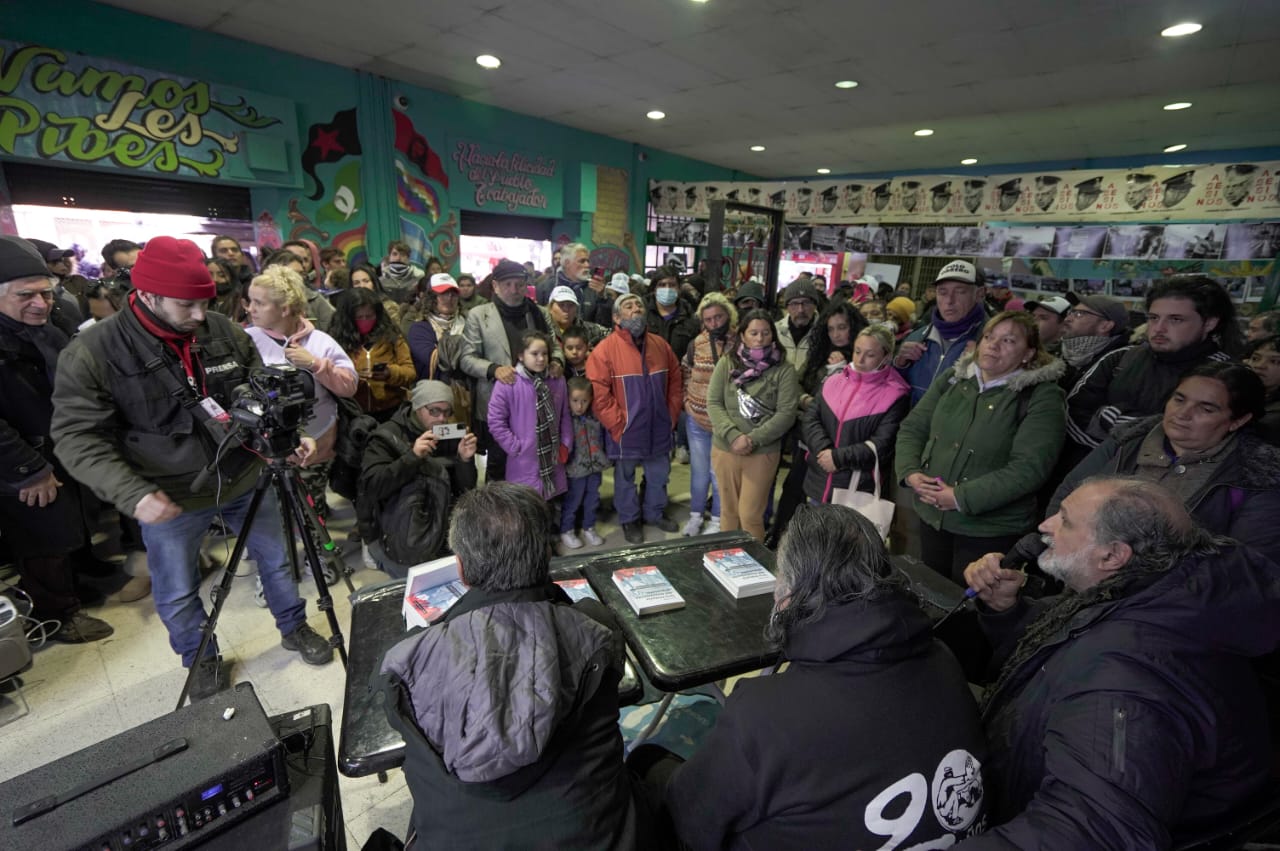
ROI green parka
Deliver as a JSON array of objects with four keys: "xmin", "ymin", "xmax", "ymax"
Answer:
[{"xmin": 895, "ymin": 352, "xmax": 1066, "ymax": 537}]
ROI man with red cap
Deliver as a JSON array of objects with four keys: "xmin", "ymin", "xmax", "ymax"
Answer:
[{"xmin": 51, "ymin": 236, "xmax": 333, "ymax": 701}]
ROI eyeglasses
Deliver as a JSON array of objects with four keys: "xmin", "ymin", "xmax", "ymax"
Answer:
[
  {"xmin": 1066, "ymin": 308, "xmax": 1104, "ymax": 320},
  {"xmin": 425, "ymin": 405, "xmax": 454, "ymax": 417}
]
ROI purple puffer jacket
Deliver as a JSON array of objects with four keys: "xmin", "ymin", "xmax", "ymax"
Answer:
[{"xmin": 488, "ymin": 367, "xmax": 572, "ymax": 497}]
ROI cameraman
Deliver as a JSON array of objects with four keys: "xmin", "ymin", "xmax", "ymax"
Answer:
[
  {"xmin": 358, "ymin": 380, "xmax": 478, "ymax": 577},
  {"xmin": 51, "ymin": 236, "xmax": 333, "ymax": 701}
]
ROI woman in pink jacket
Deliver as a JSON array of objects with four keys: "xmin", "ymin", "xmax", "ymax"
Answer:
[
  {"xmin": 487, "ymin": 330, "xmax": 572, "ymax": 498},
  {"xmin": 800, "ymin": 324, "xmax": 910, "ymax": 503}
]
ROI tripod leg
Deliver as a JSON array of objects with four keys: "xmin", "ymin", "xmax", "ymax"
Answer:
[
  {"xmin": 176, "ymin": 468, "xmax": 272, "ymax": 710},
  {"xmin": 277, "ymin": 467, "xmax": 350, "ymax": 668},
  {"xmin": 292, "ymin": 472, "xmax": 356, "ymax": 594}
]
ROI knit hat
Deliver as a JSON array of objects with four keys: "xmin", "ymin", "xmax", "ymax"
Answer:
[
  {"xmin": 130, "ymin": 236, "xmax": 215, "ymax": 299},
  {"xmin": 609, "ymin": 273, "xmax": 631, "ymax": 294},
  {"xmin": 735, "ymin": 279, "xmax": 766, "ymax": 306},
  {"xmin": 411, "ymin": 380, "xmax": 455, "ymax": 411},
  {"xmin": 780, "ymin": 278, "xmax": 820, "ymax": 305},
  {"xmin": 549, "ymin": 285, "xmax": 579, "ymax": 305},
  {"xmin": 430, "ymin": 273, "xmax": 459, "ymax": 293},
  {"xmin": 1077, "ymin": 294, "xmax": 1129, "ymax": 330},
  {"xmin": 886, "ymin": 296, "xmax": 915, "ymax": 326},
  {"xmin": 0, "ymin": 236, "xmax": 53, "ymax": 284},
  {"xmin": 491, "ymin": 258, "xmax": 527, "ymax": 281}
]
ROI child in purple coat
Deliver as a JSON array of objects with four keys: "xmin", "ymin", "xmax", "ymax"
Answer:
[{"xmin": 487, "ymin": 330, "xmax": 572, "ymax": 498}]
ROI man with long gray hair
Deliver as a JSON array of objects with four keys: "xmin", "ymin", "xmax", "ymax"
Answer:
[
  {"xmin": 662, "ymin": 504, "xmax": 989, "ymax": 848},
  {"xmin": 377, "ymin": 482, "xmax": 648, "ymax": 849},
  {"xmin": 960, "ymin": 477, "xmax": 1280, "ymax": 847}
]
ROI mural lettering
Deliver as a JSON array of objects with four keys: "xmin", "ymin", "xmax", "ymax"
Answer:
[
  {"xmin": 449, "ymin": 139, "xmax": 560, "ymax": 215},
  {"xmin": 0, "ymin": 42, "xmax": 279, "ymax": 178}
]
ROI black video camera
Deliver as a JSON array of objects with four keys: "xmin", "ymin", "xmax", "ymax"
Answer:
[{"xmin": 230, "ymin": 365, "xmax": 316, "ymax": 457}]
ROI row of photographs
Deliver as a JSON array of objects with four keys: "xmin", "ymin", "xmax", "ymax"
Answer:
[
  {"xmin": 654, "ymin": 220, "xmax": 1280, "ymax": 262},
  {"xmin": 996, "ymin": 275, "xmax": 1266, "ymax": 302}
]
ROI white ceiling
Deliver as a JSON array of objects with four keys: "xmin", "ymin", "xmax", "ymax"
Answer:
[{"xmin": 98, "ymin": 0, "xmax": 1280, "ymax": 178}]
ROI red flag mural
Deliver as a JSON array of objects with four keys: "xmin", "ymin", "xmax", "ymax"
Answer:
[{"xmin": 393, "ymin": 111, "xmax": 449, "ymax": 188}]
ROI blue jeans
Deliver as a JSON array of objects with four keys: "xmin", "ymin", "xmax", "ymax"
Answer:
[
  {"xmin": 140, "ymin": 485, "xmax": 307, "ymax": 666},
  {"xmin": 561, "ymin": 472, "xmax": 602, "ymax": 532},
  {"xmin": 614, "ymin": 455, "xmax": 671, "ymax": 524},
  {"xmin": 685, "ymin": 417, "xmax": 719, "ymax": 517}
]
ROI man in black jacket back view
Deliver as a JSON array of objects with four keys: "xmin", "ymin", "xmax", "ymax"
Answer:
[{"xmin": 960, "ymin": 478, "xmax": 1280, "ymax": 848}]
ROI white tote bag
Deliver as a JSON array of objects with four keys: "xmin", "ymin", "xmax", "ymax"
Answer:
[{"xmin": 830, "ymin": 441, "xmax": 896, "ymax": 540}]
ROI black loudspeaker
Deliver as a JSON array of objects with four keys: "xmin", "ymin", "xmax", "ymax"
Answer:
[{"xmin": 203, "ymin": 703, "xmax": 346, "ymax": 850}]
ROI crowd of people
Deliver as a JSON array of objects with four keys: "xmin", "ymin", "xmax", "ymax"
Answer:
[{"xmin": 4, "ymin": 226, "xmax": 1280, "ymax": 847}]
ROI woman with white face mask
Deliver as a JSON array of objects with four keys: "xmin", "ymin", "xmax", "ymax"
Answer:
[{"xmin": 801, "ymin": 325, "xmax": 911, "ymax": 504}]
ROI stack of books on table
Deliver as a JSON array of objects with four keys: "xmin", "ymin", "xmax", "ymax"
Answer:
[
  {"xmin": 402, "ymin": 555, "xmax": 467, "ymax": 629},
  {"xmin": 703, "ymin": 547, "xmax": 776, "ymax": 599},
  {"xmin": 612, "ymin": 565, "xmax": 685, "ymax": 615}
]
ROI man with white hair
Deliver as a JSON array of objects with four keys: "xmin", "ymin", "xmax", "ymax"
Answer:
[{"xmin": 959, "ymin": 477, "xmax": 1280, "ymax": 847}]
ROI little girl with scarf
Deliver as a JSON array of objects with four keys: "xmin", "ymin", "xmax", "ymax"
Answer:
[
  {"xmin": 487, "ymin": 330, "xmax": 572, "ymax": 499},
  {"xmin": 706, "ymin": 309, "xmax": 800, "ymax": 541}
]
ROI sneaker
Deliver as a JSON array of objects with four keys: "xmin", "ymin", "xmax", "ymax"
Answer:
[
  {"xmin": 281, "ymin": 624, "xmax": 334, "ymax": 665},
  {"xmin": 582, "ymin": 528, "xmax": 604, "ymax": 546},
  {"xmin": 705, "ymin": 516, "xmax": 721, "ymax": 534},
  {"xmin": 52, "ymin": 611, "xmax": 114, "ymax": 643},
  {"xmin": 253, "ymin": 576, "xmax": 268, "ymax": 608},
  {"xmin": 649, "ymin": 515, "xmax": 679, "ymax": 534},
  {"xmin": 675, "ymin": 446, "xmax": 690, "ymax": 464},
  {"xmin": 361, "ymin": 543, "xmax": 378, "ymax": 571},
  {"xmin": 560, "ymin": 531, "xmax": 583, "ymax": 550},
  {"xmin": 188, "ymin": 656, "xmax": 225, "ymax": 701},
  {"xmin": 682, "ymin": 514, "xmax": 703, "ymax": 536},
  {"xmin": 623, "ymin": 522, "xmax": 644, "ymax": 545}
]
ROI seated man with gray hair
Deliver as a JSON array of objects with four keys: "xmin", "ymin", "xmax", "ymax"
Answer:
[
  {"xmin": 377, "ymin": 482, "xmax": 649, "ymax": 850},
  {"xmin": 658, "ymin": 504, "xmax": 990, "ymax": 849},
  {"xmin": 961, "ymin": 477, "xmax": 1280, "ymax": 848}
]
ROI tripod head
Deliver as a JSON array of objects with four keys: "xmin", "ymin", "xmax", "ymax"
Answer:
[{"xmin": 230, "ymin": 365, "xmax": 317, "ymax": 460}]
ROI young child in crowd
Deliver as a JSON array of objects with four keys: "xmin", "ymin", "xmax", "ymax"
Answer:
[
  {"xmin": 560, "ymin": 377, "xmax": 609, "ymax": 549},
  {"xmin": 561, "ymin": 326, "xmax": 591, "ymax": 378},
  {"xmin": 487, "ymin": 330, "xmax": 572, "ymax": 500}
]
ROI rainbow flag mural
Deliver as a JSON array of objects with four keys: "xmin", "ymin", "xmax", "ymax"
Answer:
[
  {"xmin": 396, "ymin": 159, "xmax": 440, "ymax": 223},
  {"xmin": 331, "ymin": 224, "xmax": 368, "ymax": 268}
]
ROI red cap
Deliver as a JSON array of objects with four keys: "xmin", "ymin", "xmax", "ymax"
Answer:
[{"xmin": 130, "ymin": 236, "xmax": 216, "ymax": 300}]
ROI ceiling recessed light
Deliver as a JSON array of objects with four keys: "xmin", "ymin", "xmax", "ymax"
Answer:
[
  {"xmin": 1163, "ymin": 101, "xmax": 1193, "ymax": 110},
  {"xmin": 960, "ymin": 158, "xmax": 978, "ymax": 165},
  {"xmin": 914, "ymin": 128, "xmax": 934, "ymax": 137},
  {"xmin": 816, "ymin": 168, "xmax": 831, "ymax": 175},
  {"xmin": 646, "ymin": 110, "xmax": 665, "ymax": 120},
  {"xmin": 690, "ymin": 0, "xmax": 710, "ymax": 4},
  {"xmin": 1163, "ymin": 143, "xmax": 1188, "ymax": 153},
  {"xmin": 475, "ymin": 54, "xmax": 501, "ymax": 69},
  {"xmin": 750, "ymin": 145, "xmax": 766, "ymax": 152},
  {"xmin": 1161, "ymin": 22, "xmax": 1202, "ymax": 37},
  {"xmin": 834, "ymin": 80, "xmax": 859, "ymax": 89}
]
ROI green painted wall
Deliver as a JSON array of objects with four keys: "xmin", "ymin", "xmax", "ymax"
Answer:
[{"xmin": 1, "ymin": 0, "xmax": 746, "ymax": 271}]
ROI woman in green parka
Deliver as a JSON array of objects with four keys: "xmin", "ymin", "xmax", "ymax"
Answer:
[{"xmin": 895, "ymin": 310, "xmax": 1066, "ymax": 583}]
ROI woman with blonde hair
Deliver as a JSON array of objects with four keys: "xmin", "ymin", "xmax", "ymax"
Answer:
[
  {"xmin": 244, "ymin": 265, "xmax": 359, "ymax": 466},
  {"xmin": 895, "ymin": 310, "xmax": 1066, "ymax": 583},
  {"xmin": 801, "ymin": 323, "xmax": 910, "ymax": 504}
]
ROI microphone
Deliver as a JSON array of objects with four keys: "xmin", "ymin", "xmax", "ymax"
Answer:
[{"xmin": 1000, "ymin": 533, "xmax": 1048, "ymax": 570}]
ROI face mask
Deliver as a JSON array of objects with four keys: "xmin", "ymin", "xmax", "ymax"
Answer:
[
  {"xmin": 618, "ymin": 316, "xmax": 646, "ymax": 337},
  {"xmin": 656, "ymin": 287, "xmax": 678, "ymax": 306},
  {"xmin": 355, "ymin": 317, "xmax": 377, "ymax": 335},
  {"xmin": 385, "ymin": 262, "xmax": 409, "ymax": 277},
  {"xmin": 709, "ymin": 325, "xmax": 729, "ymax": 340}
]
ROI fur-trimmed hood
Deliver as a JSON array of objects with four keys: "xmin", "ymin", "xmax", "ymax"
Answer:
[
  {"xmin": 950, "ymin": 351, "xmax": 1066, "ymax": 392},
  {"xmin": 1112, "ymin": 414, "xmax": 1280, "ymax": 491}
]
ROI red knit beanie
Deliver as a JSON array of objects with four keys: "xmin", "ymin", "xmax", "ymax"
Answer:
[{"xmin": 130, "ymin": 236, "xmax": 216, "ymax": 300}]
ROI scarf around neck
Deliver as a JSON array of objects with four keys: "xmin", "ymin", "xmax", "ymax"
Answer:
[
  {"xmin": 128, "ymin": 291, "xmax": 206, "ymax": 395},
  {"xmin": 931, "ymin": 302, "xmax": 986, "ymax": 339},
  {"xmin": 731, "ymin": 341, "xmax": 781, "ymax": 386},
  {"xmin": 0, "ymin": 312, "xmax": 66, "ymax": 385},
  {"xmin": 518, "ymin": 363, "xmax": 558, "ymax": 495},
  {"xmin": 1060, "ymin": 334, "xmax": 1116, "ymax": 367}
]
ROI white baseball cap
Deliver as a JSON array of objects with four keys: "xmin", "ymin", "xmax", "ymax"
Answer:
[
  {"xmin": 934, "ymin": 259, "xmax": 979, "ymax": 286},
  {"xmin": 1025, "ymin": 296, "xmax": 1071, "ymax": 317},
  {"xmin": 549, "ymin": 285, "xmax": 580, "ymax": 305},
  {"xmin": 429, "ymin": 273, "xmax": 458, "ymax": 293}
]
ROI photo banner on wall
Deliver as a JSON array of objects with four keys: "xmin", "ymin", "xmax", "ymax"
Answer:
[
  {"xmin": 448, "ymin": 137, "xmax": 562, "ymax": 218},
  {"xmin": 650, "ymin": 161, "xmax": 1280, "ymax": 224},
  {"xmin": 0, "ymin": 41, "xmax": 298, "ymax": 186}
]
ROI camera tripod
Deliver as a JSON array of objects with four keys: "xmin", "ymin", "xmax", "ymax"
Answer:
[{"xmin": 176, "ymin": 454, "xmax": 356, "ymax": 709}]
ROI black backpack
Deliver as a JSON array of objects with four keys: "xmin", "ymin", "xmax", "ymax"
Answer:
[{"xmin": 328, "ymin": 396, "xmax": 378, "ymax": 501}]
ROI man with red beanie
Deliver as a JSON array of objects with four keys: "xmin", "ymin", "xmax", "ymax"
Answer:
[{"xmin": 51, "ymin": 236, "xmax": 333, "ymax": 701}]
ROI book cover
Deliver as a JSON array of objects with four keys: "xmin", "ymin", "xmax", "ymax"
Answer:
[
  {"xmin": 612, "ymin": 565, "xmax": 685, "ymax": 615},
  {"xmin": 409, "ymin": 580, "xmax": 467, "ymax": 625},
  {"xmin": 555, "ymin": 577, "xmax": 600, "ymax": 603},
  {"xmin": 703, "ymin": 547, "xmax": 775, "ymax": 599}
]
